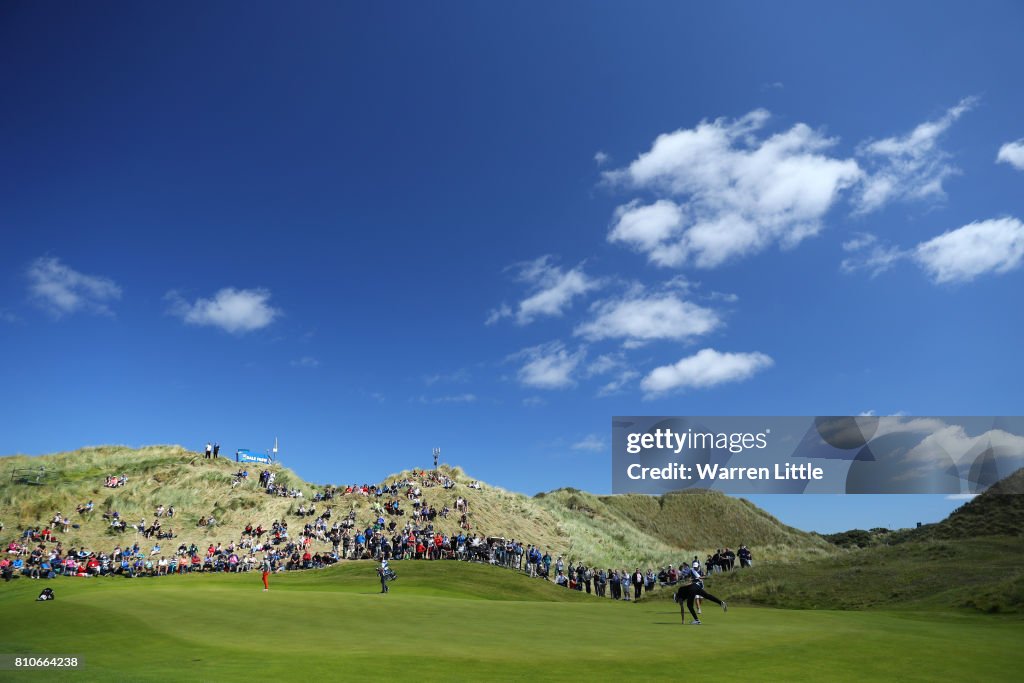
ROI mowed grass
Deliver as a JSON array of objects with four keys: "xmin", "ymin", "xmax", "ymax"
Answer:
[{"xmin": 0, "ymin": 562, "xmax": 1021, "ymax": 682}]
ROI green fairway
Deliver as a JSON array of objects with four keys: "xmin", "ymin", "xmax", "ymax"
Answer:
[{"xmin": 0, "ymin": 562, "xmax": 1021, "ymax": 682}]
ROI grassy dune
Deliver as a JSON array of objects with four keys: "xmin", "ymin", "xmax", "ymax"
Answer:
[
  {"xmin": 0, "ymin": 446, "xmax": 830, "ymax": 568},
  {"xmin": 913, "ymin": 468, "xmax": 1024, "ymax": 541},
  {"xmin": 0, "ymin": 561, "xmax": 1020, "ymax": 682},
  {"xmin": 535, "ymin": 488, "xmax": 832, "ymax": 567},
  {"xmin": 696, "ymin": 471, "xmax": 1024, "ymax": 615},
  {"xmin": 0, "ymin": 446, "xmax": 312, "ymax": 549},
  {"xmin": 652, "ymin": 536, "xmax": 1023, "ymax": 614}
]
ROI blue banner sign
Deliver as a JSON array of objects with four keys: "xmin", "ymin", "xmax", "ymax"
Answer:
[{"xmin": 235, "ymin": 449, "xmax": 272, "ymax": 465}]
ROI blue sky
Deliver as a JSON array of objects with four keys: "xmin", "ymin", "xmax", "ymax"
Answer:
[{"xmin": 2, "ymin": 2, "xmax": 1023, "ymax": 533}]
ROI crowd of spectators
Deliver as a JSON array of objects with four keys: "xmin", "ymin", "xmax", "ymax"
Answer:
[{"xmin": 1, "ymin": 463, "xmax": 755, "ymax": 596}]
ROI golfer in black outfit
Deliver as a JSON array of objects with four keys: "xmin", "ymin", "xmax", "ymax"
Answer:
[
  {"xmin": 674, "ymin": 566, "xmax": 727, "ymax": 625},
  {"xmin": 378, "ymin": 559, "xmax": 392, "ymax": 593}
]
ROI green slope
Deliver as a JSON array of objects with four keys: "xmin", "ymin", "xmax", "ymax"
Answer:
[
  {"xmin": 912, "ymin": 468, "xmax": 1024, "ymax": 541},
  {"xmin": 699, "ymin": 471, "xmax": 1024, "ymax": 614},
  {"xmin": 690, "ymin": 536, "xmax": 1024, "ymax": 614},
  {"xmin": 534, "ymin": 488, "xmax": 831, "ymax": 567}
]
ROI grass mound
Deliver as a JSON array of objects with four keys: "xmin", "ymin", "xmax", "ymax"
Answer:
[
  {"xmin": 0, "ymin": 445, "xmax": 831, "ymax": 568},
  {"xmin": 914, "ymin": 468, "xmax": 1024, "ymax": 541},
  {"xmin": 679, "ymin": 536, "xmax": 1024, "ymax": 615}
]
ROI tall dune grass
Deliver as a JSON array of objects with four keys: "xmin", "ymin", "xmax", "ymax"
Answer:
[{"xmin": 1, "ymin": 446, "xmax": 832, "ymax": 566}]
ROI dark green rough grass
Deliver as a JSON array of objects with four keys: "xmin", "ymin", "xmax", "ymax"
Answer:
[
  {"xmin": 0, "ymin": 562, "xmax": 1021, "ymax": 682},
  {"xmin": 766, "ymin": 476, "xmax": 1024, "ymax": 613},
  {"xmin": 660, "ymin": 536, "xmax": 1024, "ymax": 614},
  {"xmin": 912, "ymin": 473, "xmax": 1024, "ymax": 541}
]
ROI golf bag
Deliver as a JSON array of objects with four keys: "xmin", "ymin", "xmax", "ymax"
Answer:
[
  {"xmin": 384, "ymin": 569, "xmax": 397, "ymax": 581},
  {"xmin": 37, "ymin": 588, "xmax": 55, "ymax": 601}
]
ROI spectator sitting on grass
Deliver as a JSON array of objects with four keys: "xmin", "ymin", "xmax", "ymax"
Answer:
[
  {"xmin": 0, "ymin": 464, "xmax": 755, "ymax": 591},
  {"xmin": 9, "ymin": 557, "xmax": 24, "ymax": 578}
]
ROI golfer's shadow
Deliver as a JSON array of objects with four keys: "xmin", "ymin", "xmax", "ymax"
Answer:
[{"xmin": 655, "ymin": 610, "xmax": 687, "ymax": 625}]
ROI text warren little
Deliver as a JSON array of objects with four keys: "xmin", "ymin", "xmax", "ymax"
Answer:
[{"xmin": 626, "ymin": 462, "xmax": 824, "ymax": 481}]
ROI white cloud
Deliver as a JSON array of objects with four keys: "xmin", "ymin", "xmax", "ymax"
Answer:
[
  {"xmin": 997, "ymin": 139, "xmax": 1024, "ymax": 170},
  {"xmin": 841, "ymin": 218, "xmax": 1024, "ymax": 284},
  {"xmin": 855, "ymin": 97, "xmax": 976, "ymax": 213},
  {"xmin": 914, "ymin": 217, "xmax": 1024, "ymax": 283},
  {"xmin": 166, "ymin": 287, "xmax": 280, "ymax": 333},
  {"xmin": 641, "ymin": 348, "xmax": 773, "ymax": 395},
  {"xmin": 423, "ymin": 369, "xmax": 470, "ymax": 385},
  {"xmin": 664, "ymin": 275, "xmax": 696, "ymax": 294},
  {"xmin": 575, "ymin": 291, "xmax": 720, "ymax": 345},
  {"xmin": 290, "ymin": 357, "xmax": 320, "ymax": 368},
  {"xmin": 417, "ymin": 393, "xmax": 477, "ymax": 404},
  {"xmin": 903, "ymin": 425, "xmax": 1024, "ymax": 469},
  {"xmin": 606, "ymin": 110, "xmax": 862, "ymax": 268},
  {"xmin": 27, "ymin": 257, "xmax": 122, "ymax": 316},
  {"xmin": 609, "ymin": 199, "xmax": 685, "ymax": 252},
  {"xmin": 571, "ymin": 434, "xmax": 606, "ymax": 452},
  {"xmin": 945, "ymin": 493, "xmax": 979, "ymax": 501},
  {"xmin": 585, "ymin": 353, "xmax": 626, "ymax": 377},
  {"xmin": 490, "ymin": 256, "xmax": 599, "ymax": 325},
  {"xmin": 511, "ymin": 341, "xmax": 586, "ymax": 389},
  {"xmin": 522, "ymin": 396, "xmax": 546, "ymax": 407},
  {"xmin": 840, "ymin": 233, "xmax": 907, "ymax": 277},
  {"xmin": 840, "ymin": 418, "xmax": 1024, "ymax": 485},
  {"xmin": 484, "ymin": 303, "xmax": 511, "ymax": 326},
  {"xmin": 0, "ymin": 308, "xmax": 19, "ymax": 324},
  {"xmin": 594, "ymin": 150, "xmax": 610, "ymax": 166},
  {"xmin": 597, "ymin": 370, "xmax": 639, "ymax": 397},
  {"xmin": 582, "ymin": 353, "xmax": 638, "ymax": 396},
  {"xmin": 842, "ymin": 233, "xmax": 877, "ymax": 252}
]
